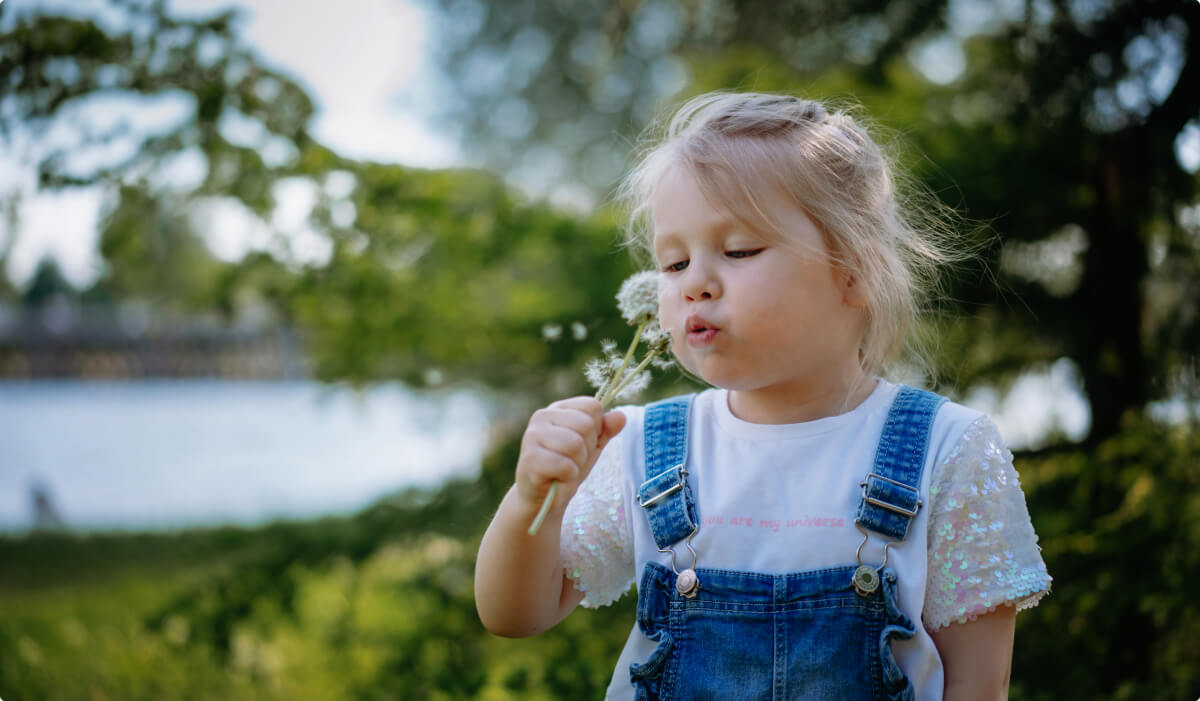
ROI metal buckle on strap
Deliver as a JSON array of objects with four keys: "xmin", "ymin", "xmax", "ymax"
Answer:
[
  {"xmin": 853, "ymin": 524, "xmax": 891, "ymax": 597},
  {"xmin": 860, "ymin": 473, "xmax": 922, "ymax": 518},
  {"xmin": 659, "ymin": 525, "xmax": 701, "ymax": 598},
  {"xmin": 637, "ymin": 464, "xmax": 687, "ymax": 507}
]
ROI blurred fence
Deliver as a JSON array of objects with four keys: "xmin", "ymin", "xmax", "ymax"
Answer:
[{"xmin": 0, "ymin": 302, "xmax": 308, "ymax": 380}]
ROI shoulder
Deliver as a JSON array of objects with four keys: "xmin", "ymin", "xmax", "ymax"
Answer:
[
  {"xmin": 920, "ymin": 391, "xmax": 1022, "ymax": 507},
  {"xmin": 614, "ymin": 389, "xmax": 718, "ymax": 434},
  {"xmin": 871, "ymin": 382, "xmax": 992, "ymax": 462},
  {"xmin": 924, "ymin": 391, "xmax": 994, "ymax": 467},
  {"xmin": 605, "ymin": 389, "xmax": 718, "ymax": 473}
]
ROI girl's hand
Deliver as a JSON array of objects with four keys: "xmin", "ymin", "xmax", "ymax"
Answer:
[{"xmin": 515, "ymin": 397, "xmax": 626, "ymax": 513}]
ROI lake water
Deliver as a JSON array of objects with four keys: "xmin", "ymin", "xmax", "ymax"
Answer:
[
  {"xmin": 0, "ymin": 366, "xmax": 1117, "ymax": 533},
  {"xmin": 0, "ymin": 380, "xmax": 493, "ymax": 532}
]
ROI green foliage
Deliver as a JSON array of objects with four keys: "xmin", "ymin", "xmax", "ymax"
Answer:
[
  {"xmin": 17, "ymin": 257, "xmax": 77, "ymax": 308},
  {"xmin": 2, "ymin": 2, "xmax": 652, "ymax": 394},
  {"xmin": 0, "ymin": 0, "xmax": 314, "ymax": 194},
  {"xmin": 1011, "ymin": 416, "xmax": 1200, "ymax": 700},
  {"xmin": 420, "ymin": 0, "xmax": 1200, "ymax": 441},
  {"xmin": 0, "ymin": 431, "xmax": 633, "ymax": 699},
  {"xmin": 284, "ymin": 164, "xmax": 637, "ymax": 390},
  {"xmin": 1, "ymin": 415, "xmax": 1196, "ymax": 699},
  {"xmin": 8, "ymin": 0, "xmax": 1196, "ymax": 433},
  {"xmin": 91, "ymin": 186, "xmax": 231, "ymax": 311}
]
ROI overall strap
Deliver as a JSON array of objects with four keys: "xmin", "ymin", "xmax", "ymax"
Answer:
[
  {"xmin": 855, "ymin": 386, "xmax": 948, "ymax": 542},
  {"xmin": 636, "ymin": 394, "xmax": 698, "ymax": 550}
]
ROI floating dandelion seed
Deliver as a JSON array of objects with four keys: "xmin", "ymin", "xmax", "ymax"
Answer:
[{"xmin": 529, "ymin": 271, "xmax": 674, "ymax": 535}]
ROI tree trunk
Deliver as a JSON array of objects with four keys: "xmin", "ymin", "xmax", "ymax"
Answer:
[{"xmin": 1074, "ymin": 129, "xmax": 1149, "ymax": 443}]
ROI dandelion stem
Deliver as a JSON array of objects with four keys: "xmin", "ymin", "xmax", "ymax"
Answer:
[
  {"xmin": 527, "ymin": 482, "xmax": 558, "ymax": 536},
  {"xmin": 598, "ymin": 319, "xmax": 646, "ymax": 407},
  {"xmin": 604, "ymin": 346, "xmax": 665, "ymax": 405},
  {"xmin": 529, "ymin": 319, "xmax": 649, "ymax": 536}
]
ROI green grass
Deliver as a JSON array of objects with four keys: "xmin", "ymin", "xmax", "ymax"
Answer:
[{"xmin": 0, "ymin": 432, "xmax": 633, "ymax": 700}]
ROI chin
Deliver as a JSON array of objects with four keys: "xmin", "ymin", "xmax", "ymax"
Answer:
[
  {"xmin": 674, "ymin": 358, "xmax": 716, "ymax": 387},
  {"xmin": 675, "ymin": 352, "xmax": 756, "ymax": 389},
  {"xmin": 708, "ymin": 377, "xmax": 764, "ymax": 393},
  {"xmin": 688, "ymin": 364, "xmax": 754, "ymax": 391}
]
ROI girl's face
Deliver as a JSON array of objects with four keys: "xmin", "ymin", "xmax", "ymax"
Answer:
[{"xmin": 652, "ymin": 165, "xmax": 869, "ymax": 422}]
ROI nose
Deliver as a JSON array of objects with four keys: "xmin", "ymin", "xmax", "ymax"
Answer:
[{"xmin": 681, "ymin": 258, "xmax": 721, "ymax": 302}]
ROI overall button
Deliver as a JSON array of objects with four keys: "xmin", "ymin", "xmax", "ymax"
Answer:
[
  {"xmin": 675, "ymin": 568, "xmax": 700, "ymax": 598},
  {"xmin": 852, "ymin": 565, "xmax": 879, "ymax": 596}
]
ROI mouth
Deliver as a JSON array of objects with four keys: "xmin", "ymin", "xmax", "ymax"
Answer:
[{"xmin": 685, "ymin": 316, "xmax": 720, "ymax": 346}]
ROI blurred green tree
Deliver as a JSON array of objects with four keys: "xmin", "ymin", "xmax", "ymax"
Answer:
[
  {"xmin": 420, "ymin": 0, "xmax": 1200, "ymax": 443},
  {"xmin": 19, "ymin": 256, "xmax": 75, "ymax": 309},
  {"xmin": 1, "ymin": 0, "xmax": 318, "ymax": 315},
  {"xmin": 0, "ymin": 0, "xmax": 642, "ymax": 392}
]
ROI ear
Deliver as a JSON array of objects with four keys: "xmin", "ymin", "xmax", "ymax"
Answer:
[{"xmin": 838, "ymin": 270, "xmax": 868, "ymax": 308}]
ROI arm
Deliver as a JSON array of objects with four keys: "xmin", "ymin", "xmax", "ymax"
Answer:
[
  {"xmin": 930, "ymin": 605, "xmax": 1016, "ymax": 701},
  {"xmin": 474, "ymin": 396, "xmax": 626, "ymax": 637}
]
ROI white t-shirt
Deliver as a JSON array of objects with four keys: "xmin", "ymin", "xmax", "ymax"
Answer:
[{"xmin": 560, "ymin": 379, "xmax": 1051, "ymax": 701}]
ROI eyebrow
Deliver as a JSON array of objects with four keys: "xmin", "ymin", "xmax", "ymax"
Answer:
[
  {"xmin": 656, "ymin": 210, "xmax": 739, "ymax": 239},
  {"xmin": 652, "ymin": 230, "xmax": 684, "ymax": 249}
]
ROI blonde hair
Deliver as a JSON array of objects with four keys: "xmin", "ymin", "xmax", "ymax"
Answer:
[{"xmin": 616, "ymin": 91, "xmax": 965, "ymax": 380}]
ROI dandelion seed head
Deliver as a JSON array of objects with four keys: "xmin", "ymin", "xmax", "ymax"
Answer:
[
  {"xmin": 614, "ymin": 371, "xmax": 651, "ymax": 400},
  {"xmin": 585, "ymin": 273, "xmax": 671, "ymax": 404},
  {"xmin": 584, "ymin": 357, "xmax": 616, "ymax": 391},
  {"xmin": 617, "ymin": 271, "xmax": 660, "ymax": 325},
  {"xmin": 641, "ymin": 318, "xmax": 671, "ymax": 349},
  {"xmin": 650, "ymin": 354, "xmax": 675, "ymax": 370},
  {"xmin": 571, "ymin": 322, "xmax": 588, "ymax": 341},
  {"xmin": 541, "ymin": 323, "xmax": 563, "ymax": 341}
]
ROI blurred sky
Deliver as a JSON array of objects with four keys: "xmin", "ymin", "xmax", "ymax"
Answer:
[{"xmin": 1, "ymin": 0, "xmax": 459, "ymax": 289}]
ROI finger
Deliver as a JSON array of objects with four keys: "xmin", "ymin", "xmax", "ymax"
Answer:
[
  {"xmin": 529, "ymin": 399, "xmax": 601, "ymax": 432},
  {"xmin": 548, "ymin": 396, "xmax": 604, "ymax": 425},
  {"xmin": 535, "ymin": 423, "xmax": 590, "ymax": 467},
  {"xmin": 520, "ymin": 446, "xmax": 580, "ymax": 488},
  {"xmin": 525, "ymin": 406, "xmax": 593, "ymax": 454},
  {"xmin": 597, "ymin": 410, "xmax": 627, "ymax": 451},
  {"xmin": 543, "ymin": 406, "xmax": 603, "ymax": 453}
]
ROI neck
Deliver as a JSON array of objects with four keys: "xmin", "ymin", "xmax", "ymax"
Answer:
[{"xmin": 727, "ymin": 370, "xmax": 877, "ymax": 425}]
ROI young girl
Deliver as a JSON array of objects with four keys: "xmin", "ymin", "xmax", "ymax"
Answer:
[{"xmin": 475, "ymin": 92, "xmax": 1051, "ymax": 700}]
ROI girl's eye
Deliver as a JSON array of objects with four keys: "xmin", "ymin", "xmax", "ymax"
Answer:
[
  {"xmin": 726, "ymin": 248, "xmax": 765, "ymax": 259},
  {"xmin": 663, "ymin": 259, "xmax": 689, "ymax": 273}
]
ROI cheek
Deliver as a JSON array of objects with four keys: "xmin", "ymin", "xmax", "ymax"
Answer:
[{"xmin": 657, "ymin": 291, "xmax": 676, "ymax": 330}]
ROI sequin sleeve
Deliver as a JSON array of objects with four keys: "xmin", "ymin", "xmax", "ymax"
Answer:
[
  {"xmin": 923, "ymin": 416, "xmax": 1052, "ymax": 631},
  {"xmin": 559, "ymin": 431, "xmax": 635, "ymax": 608}
]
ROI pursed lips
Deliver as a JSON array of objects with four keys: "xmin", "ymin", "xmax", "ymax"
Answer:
[{"xmin": 685, "ymin": 314, "xmax": 720, "ymax": 347}]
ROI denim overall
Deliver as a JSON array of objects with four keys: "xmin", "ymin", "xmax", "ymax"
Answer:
[{"xmin": 631, "ymin": 387, "xmax": 946, "ymax": 700}]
